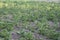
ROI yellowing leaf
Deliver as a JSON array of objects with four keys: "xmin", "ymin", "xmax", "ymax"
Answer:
[
  {"xmin": 47, "ymin": 7, "xmax": 51, "ymax": 10},
  {"xmin": 5, "ymin": 3, "xmax": 8, "ymax": 7},
  {"xmin": 0, "ymin": 2, "xmax": 4, "ymax": 8}
]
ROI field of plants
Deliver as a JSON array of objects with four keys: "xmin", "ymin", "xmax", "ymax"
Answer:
[{"xmin": 0, "ymin": 1, "xmax": 60, "ymax": 40}]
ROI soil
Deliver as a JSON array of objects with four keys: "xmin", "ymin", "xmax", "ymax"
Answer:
[{"xmin": 11, "ymin": 21, "xmax": 60, "ymax": 40}]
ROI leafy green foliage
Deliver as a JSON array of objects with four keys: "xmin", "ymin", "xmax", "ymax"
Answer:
[
  {"xmin": 17, "ymin": 29, "xmax": 34, "ymax": 40},
  {"xmin": 0, "ymin": 1, "xmax": 60, "ymax": 40}
]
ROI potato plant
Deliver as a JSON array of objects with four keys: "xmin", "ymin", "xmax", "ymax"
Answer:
[{"xmin": 0, "ymin": 1, "xmax": 60, "ymax": 40}]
